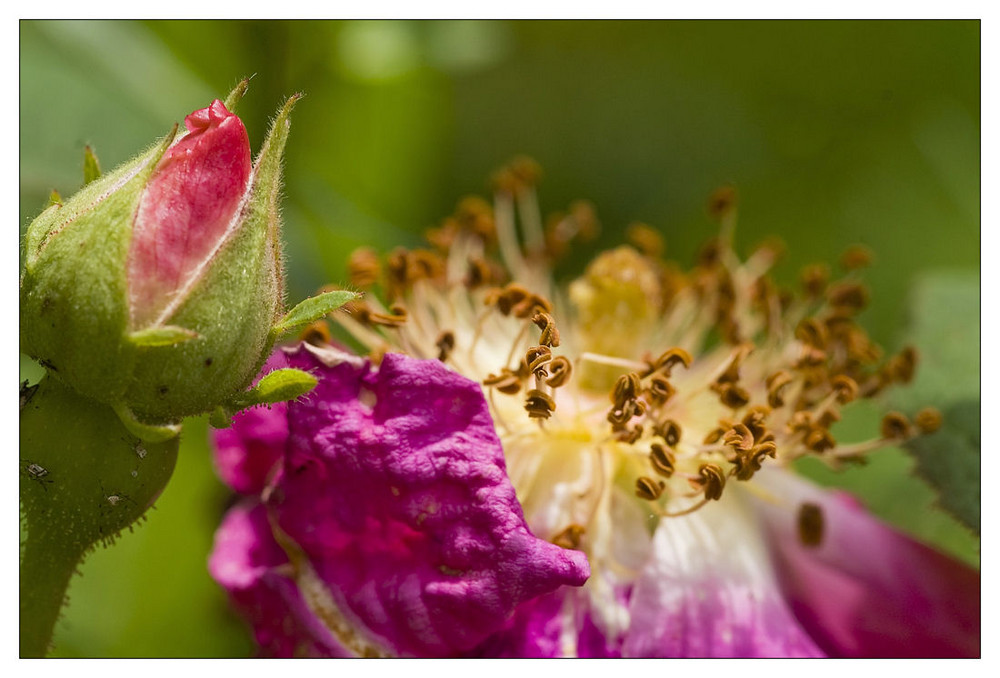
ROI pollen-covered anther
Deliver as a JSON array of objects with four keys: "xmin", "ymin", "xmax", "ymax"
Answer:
[
  {"xmin": 691, "ymin": 463, "xmax": 726, "ymax": 501},
  {"xmin": 706, "ymin": 185, "xmax": 738, "ymax": 222},
  {"xmin": 652, "ymin": 347, "xmax": 693, "ymax": 377},
  {"xmin": 524, "ymin": 389, "xmax": 556, "ymax": 419},
  {"xmin": 840, "ymin": 244, "xmax": 874, "ymax": 271},
  {"xmin": 800, "ymin": 263, "xmax": 831, "ymax": 298},
  {"xmin": 914, "ymin": 407, "xmax": 943, "ymax": 434},
  {"xmin": 831, "ymin": 374, "xmax": 860, "ymax": 404},
  {"xmin": 299, "ymin": 320, "xmax": 332, "ymax": 347},
  {"xmin": 611, "ymin": 372, "xmax": 642, "ymax": 407},
  {"xmin": 880, "ymin": 411, "xmax": 912, "ymax": 440},
  {"xmin": 795, "ymin": 317, "xmax": 829, "ymax": 349},
  {"xmin": 646, "ymin": 374, "xmax": 675, "ymax": 406},
  {"xmin": 766, "ymin": 371, "xmax": 794, "ymax": 408},
  {"xmin": 532, "ymin": 311, "xmax": 560, "ymax": 348},
  {"xmin": 484, "ymin": 368, "xmax": 523, "ymax": 395},
  {"xmin": 884, "ymin": 346, "xmax": 918, "ymax": 384},
  {"xmin": 652, "ymin": 419, "xmax": 682, "ymax": 447},
  {"xmin": 551, "ymin": 524, "xmax": 586, "ymax": 550},
  {"xmin": 545, "ymin": 356, "xmax": 572, "ymax": 388},
  {"xmin": 805, "ymin": 427, "xmax": 836, "ymax": 453},
  {"xmin": 649, "ymin": 443, "xmax": 676, "ymax": 478},
  {"xmin": 795, "ymin": 345, "xmax": 828, "ymax": 368},
  {"xmin": 741, "ymin": 406, "xmax": 771, "ymax": 438},
  {"xmin": 435, "ymin": 331, "xmax": 455, "ymax": 362},
  {"xmin": 827, "ymin": 281, "xmax": 870, "ymax": 313},
  {"xmin": 626, "ymin": 222, "xmax": 665, "ymax": 258},
  {"xmin": 347, "ymin": 247, "xmax": 381, "ymax": 288},
  {"xmin": 723, "ymin": 423, "xmax": 755, "ymax": 452},
  {"xmin": 367, "ymin": 304, "xmax": 409, "ymax": 328},
  {"xmin": 487, "ymin": 283, "xmax": 552, "ymax": 319},
  {"xmin": 635, "ymin": 476, "xmax": 666, "ymax": 501},
  {"xmin": 525, "ymin": 345, "xmax": 553, "ymax": 378},
  {"xmin": 615, "ymin": 424, "xmax": 644, "ymax": 444},
  {"xmin": 717, "ymin": 383, "xmax": 751, "ymax": 410}
]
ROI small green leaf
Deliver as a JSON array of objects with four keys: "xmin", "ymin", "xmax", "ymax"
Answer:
[
  {"xmin": 904, "ymin": 399, "xmax": 980, "ymax": 534},
  {"xmin": 47, "ymin": 190, "xmax": 62, "ymax": 207},
  {"xmin": 272, "ymin": 290, "xmax": 359, "ymax": 336},
  {"xmin": 112, "ymin": 402, "xmax": 181, "ymax": 443},
  {"xmin": 128, "ymin": 325, "xmax": 200, "ymax": 348},
  {"xmin": 223, "ymin": 78, "xmax": 250, "ymax": 113},
  {"xmin": 83, "ymin": 145, "xmax": 101, "ymax": 185},
  {"xmin": 208, "ymin": 406, "xmax": 233, "ymax": 430},
  {"xmin": 229, "ymin": 368, "xmax": 317, "ymax": 412}
]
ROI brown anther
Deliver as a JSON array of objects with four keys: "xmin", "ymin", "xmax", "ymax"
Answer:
[
  {"xmin": 607, "ymin": 406, "xmax": 633, "ymax": 428},
  {"xmin": 697, "ymin": 238, "xmax": 723, "ymax": 268},
  {"xmin": 718, "ymin": 383, "xmax": 750, "ymax": 410},
  {"xmin": 800, "ymin": 263, "xmax": 831, "ymax": 297},
  {"xmin": 509, "ymin": 155, "xmax": 542, "ymax": 188},
  {"xmin": 752, "ymin": 236, "xmax": 786, "ymax": 262},
  {"xmin": 880, "ymin": 412, "xmax": 912, "ymax": 440},
  {"xmin": 649, "ymin": 443, "xmax": 676, "ymax": 478},
  {"xmin": 635, "ymin": 476, "xmax": 666, "ymax": 501},
  {"xmin": 795, "ymin": 318, "xmax": 829, "ymax": 349},
  {"xmin": 885, "ymin": 346, "xmax": 918, "ymax": 384},
  {"xmin": 299, "ymin": 320, "xmax": 332, "ymax": 347},
  {"xmin": 435, "ymin": 331, "xmax": 456, "ymax": 362},
  {"xmin": 787, "ymin": 411, "xmax": 814, "ymax": 433},
  {"xmin": 741, "ymin": 406, "xmax": 771, "ymax": 438},
  {"xmin": 466, "ymin": 257, "xmax": 498, "ymax": 289},
  {"xmin": 653, "ymin": 419, "xmax": 682, "ymax": 447},
  {"xmin": 551, "ymin": 524, "xmax": 585, "ymax": 550},
  {"xmin": 342, "ymin": 299, "xmax": 373, "ymax": 325},
  {"xmin": 368, "ymin": 304, "xmax": 409, "ymax": 328},
  {"xmin": 805, "ymin": 427, "xmax": 836, "ymax": 453},
  {"xmin": 716, "ymin": 345, "xmax": 752, "ymax": 385},
  {"xmin": 693, "ymin": 463, "xmax": 726, "ymax": 501},
  {"xmin": 731, "ymin": 446, "xmax": 768, "ymax": 481},
  {"xmin": 766, "ymin": 371, "xmax": 794, "ymax": 408},
  {"xmin": 545, "ymin": 356, "xmax": 573, "ymax": 388},
  {"xmin": 707, "ymin": 185, "xmax": 738, "ymax": 222},
  {"xmin": 831, "ymin": 374, "xmax": 859, "ymax": 404},
  {"xmin": 703, "ymin": 426, "xmax": 727, "ymax": 445},
  {"xmin": 914, "ymin": 407, "xmax": 943, "ymax": 434},
  {"xmin": 524, "ymin": 389, "xmax": 556, "ymax": 419},
  {"xmin": 626, "ymin": 222, "xmax": 665, "ymax": 258},
  {"xmin": 454, "ymin": 196, "xmax": 496, "ymax": 241},
  {"xmin": 347, "ymin": 247, "xmax": 381, "ymax": 288},
  {"xmin": 611, "ymin": 372, "xmax": 642, "ymax": 407},
  {"xmin": 797, "ymin": 503, "xmax": 824, "ymax": 547},
  {"xmin": 724, "ymin": 423, "xmax": 755, "ymax": 452},
  {"xmin": 615, "ymin": 425, "xmax": 644, "ymax": 444},
  {"xmin": 532, "ymin": 311, "xmax": 561, "ymax": 347},
  {"xmin": 840, "ymin": 244, "xmax": 874, "ymax": 271},
  {"xmin": 646, "ymin": 374, "xmax": 676, "ymax": 406},
  {"xmin": 484, "ymin": 369, "xmax": 522, "ymax": 395},
  {"xmin": 569, "ymin": 200, "xmax": 600, "ymax": 240},
  {"xmin": 755, "ymin": 441, "xmax": 778, "ymax": 458},
  {"xmin": 795, "ymin": 345, "xmax": 828, "ymax": 368},
  {"xmin": 818, "ymin": 410, "xmax": 841, "ymax": 427},
  {"xmin": 828, "ymin": 282, "xmax": 870, "ymax": 312},
  {"xmin": 525, "ymin": 345, "xmax": 553, "ymax": 376},
  {"xmin": 654, "ymin": 347, "xmax": 693, "ymax": 375}
]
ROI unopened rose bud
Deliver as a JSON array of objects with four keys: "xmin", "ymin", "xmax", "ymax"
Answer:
[{"xmin": 20, "ymin": 85, "xmax": 335, "ymax": 438}]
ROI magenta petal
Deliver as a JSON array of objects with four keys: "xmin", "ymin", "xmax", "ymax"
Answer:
[
  {"xmin": 208, "ymin": 502, "xmax": 346, "ymax": 657},
  {"xmin": 211, "ymin": 351, "xmax": 290, "ymax": 495},
  {"xmin": 751, "ymin": 468, "xmax": 981, "ymax": 658},
  {"xmin": 127, "ymin": 99, "xmax": 252, "ymax": 328},
  {"xmin": 272, "ymin": 347, "xmax": 590, "ymax": 657},
  {"xmin": 622, "ymin": 495, "xmax": 824, "ymax": 658}
]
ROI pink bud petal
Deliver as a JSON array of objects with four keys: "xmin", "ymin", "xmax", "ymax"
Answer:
[{"xmin": 127, "ymin": 99, "xmax": 252, "ymax": 328}]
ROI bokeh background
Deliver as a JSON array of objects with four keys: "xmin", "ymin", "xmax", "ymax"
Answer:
[{"xmin": 20, "ymin": 20, "xmax": 980, "ymax": 657}]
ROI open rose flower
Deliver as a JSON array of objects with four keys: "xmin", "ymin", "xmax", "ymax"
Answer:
[{"xmin": 209, "ymin": 161, "xmax": 979, "ymax": 657}]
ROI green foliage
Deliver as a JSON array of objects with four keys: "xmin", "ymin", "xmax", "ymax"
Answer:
[
  {"xmin": 83, "ymin": 145, "xmax": 101, "ymax": 185},
  {"xmin": 273, "ymin": 289, "xmax": 359, "ymax": 336}
]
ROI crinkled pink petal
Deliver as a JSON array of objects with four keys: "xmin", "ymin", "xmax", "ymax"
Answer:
[
  {"xmin": 128, "ymin": 99, "xmax": 252, "ymax": 328},
  {"xmin": 750, "ymin": 468, "xmax": 980, "ymax": 658},
  {"xmin": 622, "ymin": 491, "xmax": 824, "ymax": 657},
  {"xmin": 208, "ymin": 502, "xmax": 347, "ymax": 658},
  {"xmin": 270, "ymin": 346, "xmax": 590, "ymax": 657},
  {"xmin": 211, "ymin": 351, "xmax": 290, "ymax": 495},
  {"xmin": 466, "ymin": 590, "xmax": 568, "ymax": 657}
]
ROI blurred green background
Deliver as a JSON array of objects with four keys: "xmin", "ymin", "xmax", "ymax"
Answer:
[{"xmin": 20, "ymin": 20, "xmax": 979, "ymax": 657}]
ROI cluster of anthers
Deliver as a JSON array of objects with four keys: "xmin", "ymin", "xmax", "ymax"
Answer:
[{"xmin": 300, "ymin": 156, "xmax": 940, "ymax": 557}]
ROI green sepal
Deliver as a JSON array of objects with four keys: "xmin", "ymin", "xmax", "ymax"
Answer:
[
  {"xmin": 272, "ymin": 290, "xmax": 359, "ymax": 337},
  {"xmin": 209, "ymin": 406, "xmax": 233, "ymax": 429},
  {"xmin": 112, "ymin": 402, "xmax": 181, "ymax": 443},
  {"xmin": 47, "ymin": 190, "xmax": 62, "ymax": 207},
  {"xmin": 128, "ymin": 325, "xmax": 200, "ymax": 348},
  {"xmin": 229, "ymin": 367, "xmax": 317, "ymax": 411},
  {"xmin": 83, "ymin": 145, "xmax": 102, "ymax": 185},
  {"xmin": 224, "ymin": 78, "xmax": 250, "ymax": 113}
]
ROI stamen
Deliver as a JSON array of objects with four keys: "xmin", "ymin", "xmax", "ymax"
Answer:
[
  {"xmin": 649, "ymin": 443, "xmax": 676, "ymax": 478},
  {"xmin": 347, "ymin": 247, "xmax": 381, "ymax": 288},
  {"xmin": 525, "ymin": 388, "xmax": 556, "ymax": 420},
  {"xmin": 840, "ymin": 244, "xmax": 874, "ymax": 271},
  {"xmin": 797, "ymin": 502, "xmax": 824, "ymax": 547},
  {"xmin": 545, "ymin": 356, "xmax": 573, "ymax": 388},
  {"xmin": 435, "ymin": 331, "xmax": 455, "ymax": 362},
  {"xmin": 691, "ymin": 463, "xmax": 726, "ymax": 501},
  {"xmin": 915, "ymin": 407, "xmax": 943, "ymax": 434},
  {"xmin": 880, "ymin": 412, "xmax": 912, "ymax": 440},
  {"xmin": 551, "ymin": 524, "xmax": 586, "ymax": 550},
  {"xmin": 635, "ymin": 476, "xmax": 666, "ymax": 501}
]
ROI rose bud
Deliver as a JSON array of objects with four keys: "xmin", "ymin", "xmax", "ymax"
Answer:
[{"xmin": 20, "ymin": 83, "xmax": 352, "ymax": 440}]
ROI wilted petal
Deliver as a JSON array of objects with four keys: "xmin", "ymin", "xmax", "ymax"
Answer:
[
  {"xmin": 622, "ymin": 489, "xmax": 824, "ymax": 658},
  {"xmin": 211, "ymin": 351, "xmax": 290, "ymax": 495},
  {"xmin": 751, "ymin": 468, "xmax": 980, "ymax": 658},
  {"xmin": 271, "ymin": 347, "xmax": 590, "ymax": 657},
  {"xmin": 208, "ymin": 502, "xmax": 346, "ymax": 657},
  {"xmin": 128, "ymin": 99, "xmax": 252, "ymax": 328}
]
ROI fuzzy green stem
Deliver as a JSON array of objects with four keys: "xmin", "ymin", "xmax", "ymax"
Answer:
[{"xmin": 19, "ymin": 376, "xmax": 178, "ymax": 657}]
